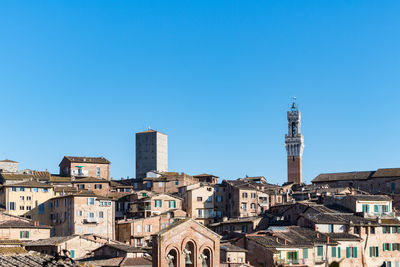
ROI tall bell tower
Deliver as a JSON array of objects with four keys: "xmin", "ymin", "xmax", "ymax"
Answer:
[{"xmin": 285, "ymin": 99, "xmax": 304, "ymax": 184}]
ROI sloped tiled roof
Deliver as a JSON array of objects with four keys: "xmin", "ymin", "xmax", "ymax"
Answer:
[
  {"xmin": 71, "ymin": 177, "xmax": 110, "ymax": 183},
  {"xmin": 312, "ymin": 171, "xmax": 373, "ymax": 183},
  {"xmin": 25, "ymin": 236, "xmax": 77, "ymax": 246},
  {"xmin": 372, "ymin": 168, "xmax": 400, "ymax": 178},
  {"xmin": 62, "ymin": 156, "xmax": 110, "ymax": 164},
  {"xmin": 0, "ymin": 159, "xmax": 18, "ymax": 163},
  {"xmin": 0, "ymin": 218, "xmax": 52, "ymax": 229},
  {"xmin": 5, "ymin": 180, "xmax": 53, "ymax": 188}
]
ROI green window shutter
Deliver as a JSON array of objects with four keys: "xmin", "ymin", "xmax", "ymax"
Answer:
[
  {"xmin": 366, "ymin": 204, "xmax": 369, "ymax": 212},
  {"xmin": 174, "ymin": 201, "xmax": 176, "ymax": 208},
  {"xmin": 20, "ymin": 231, "xmax": 22, "ymax": 238},
  {"xmin": 338, "ymin": 247, "xmax": 341, "ymax": 258},
  {"xmin": 354, "ymin": 247, "xmax": 357, "ymax": 258},
  {"xmin": 389, "ymin": 243, "xmax": 392, "ymax": 251},
  {"xmin": 294, "ymin": 251, "xmax": 298, "ymax": 260},
  {"xmin": 374, "ymin": 205, "xmax": 378, "ymax": 212},
  {"xmin": 370, "ymin": 247, "xmax": 373, "ymax": 257},
  {"xmin": 27, "ymin": 231, "xmax": 29, "ymax": 238},
  {"xmin": 389, "ymin": 227, "xmax": 391, "ymax": 234},
  {"xmin": 332, "ymin": 246, "xmax": 336, "ymax": 257},
  {"xmin": 70, "ymin": 250, "xmax": 75, "ymax": 258},
  {"xmin": 346, "ymin": 247, "xmax": 350, "ymax": 258},
  {"xmin": 303, "ymin": 248, "xmax": 308, "ymax": 259},
  {"xmin": 160, "ymin": 200, "xmax": 162, "ymax": 207},
  {"xmin": 376, "ymin": 247, "xmax": 379, "ymax": 257}
]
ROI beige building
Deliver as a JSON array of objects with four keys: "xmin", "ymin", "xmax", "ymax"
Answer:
[
  {"xmin": 220, "ymin": 243, "xmax": 249, "ymax": 265},
  {"xmin": 48, "ymin": 191, "xmax": 115, "ymax": 239},
  {"xmin": 0, "ymin": 180, "xmax": 54, "ymax": 223},
  {"xmin": 25, "ymin": 234, "xmax": 117, "ymax": 259},
  {"xmin": 183, "ymin": 184, "xmax": 215, "ymax": 225},
  {"xmin": 128, "ymin": 193, "xmax": 183, "ymax": 218},
  {"xmin": 0, "ymin": 159, "xmax": 18, "ymax": 173},
  {"xmin": 0, "ymin": 211, "xmax": 51, "ymax": 241}
]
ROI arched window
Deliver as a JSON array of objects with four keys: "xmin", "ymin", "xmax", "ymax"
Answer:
[
  {"xmin": 183, "ymin": 241, "xmax": 195, "ymax": 267},
  {"xmin": 200, "ymin": 248, "xmax": 212, "ymax": 267},
  {"xmin": 166, "ymin": 249, "xmax": 178, "ymax": 267}
]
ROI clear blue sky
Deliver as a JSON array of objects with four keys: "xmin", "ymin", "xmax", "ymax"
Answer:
[{"xmin": 1, "ymin": 1, "xmax": 399, "ymax": 184}]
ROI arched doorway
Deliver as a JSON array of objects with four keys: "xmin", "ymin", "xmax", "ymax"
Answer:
[
  {"xmin": 166, "ymin": 249, "xmax": 178, "ymax": 267},
  {"xmin": 200, "ymin": 248, "xmax": 212, "ymax": 267}
]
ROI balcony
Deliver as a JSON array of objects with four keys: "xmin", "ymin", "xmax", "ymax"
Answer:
[
  {"xmin": 83, "ymin": 218, "xmax": 98, "ymax": 224},
  {"xmin": 72, "ymin": 169, "xmax": 89, "ymax": 177}
]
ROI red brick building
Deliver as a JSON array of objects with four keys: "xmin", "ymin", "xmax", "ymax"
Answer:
[
  {"xmin": 59, "ymin": 156, "xmax": 111, "ymax": 180},
  {"xmin": 152, "ymin": 219, "xmax": 220, "ymax": 267}
]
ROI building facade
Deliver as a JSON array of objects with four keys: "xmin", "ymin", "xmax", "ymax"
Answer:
[
  {"xmin": 136, "ymin": 130, "xmax": 168, "ymax": 179},
  {"xmin": 59, "ymin": 156, "xmax": 111, "ymax": 180}
]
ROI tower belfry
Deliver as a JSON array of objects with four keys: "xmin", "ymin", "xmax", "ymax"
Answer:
[{"xmin": 285, "ymin": 98, "xmax": 304, "ymax": 184}]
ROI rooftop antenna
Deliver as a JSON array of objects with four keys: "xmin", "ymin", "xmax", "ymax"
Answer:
[{"xmin": 147, "ymin": 125, "xmax": 151, "ymax": 131}]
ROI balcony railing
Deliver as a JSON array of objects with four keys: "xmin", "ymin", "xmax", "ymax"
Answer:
[{"xmin": 84, "ymin": 218, "xmax": 98, "ymax": 224}]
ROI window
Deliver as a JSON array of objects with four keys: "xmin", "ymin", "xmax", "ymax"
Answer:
[
  {"xmin": 20, "ymin": 206, "xmax": 24, "ymax": 210},
  {"xmin": 370, "ymin": 227, "xmax": 375, "ymax": 234},
  {"xmin": 94, "ymin": 184, "xmax": 102, "ymax": 189},
  {"xmin": 158, "ymin": 182, "xmax": 163, "ymax": 188},
  {"xmin": 317, "ymin": 246, "xmax": 323, "ymax": 257},
  {"xmin": 42, "ymin": 188, "xmax": 49, "ymax": 193},
  {"xmin": 384, "ymin": 205, "xmax": 389, "ymax": 212},
  {"xmin": 137, "ymin": 225, "xmax": 141, "ymax": 232},
  {"xmin": 303, "ymin": 248, "xmax": 308, "ymax": 259},
  {"xmin": 242, "ymin": 193, "xmax": 248, "ymax": 198},
  {"xmin": 175, "ymin": 181, "xmax": 179, "ymax": 185},
  {"xmin": 147, "ymin": 181, "xmax": 151, "ymax": 188},
  {"xmin": 26, "ymin": 206, "xmax": 31, "ymax": 210},
  {"xmin": 27, "ymin": 196, "xmax": 31, "ymax": 201},
  {"xmin": 206, "ymin": 196, "xmax": 212, "ymax": 203},
  {"xmin": 169, "ymin": 201, "xmax": 176, "ymax": 208},
  {"xmin": 241, "ymin": 224, "xmax": 248, "ymax": 232},
  {"xmin": 251, "ymin": 193, "xmax": 256, "ymax": 198},
  {"xmin": 216, "ymin": 196, "xmax": 223, "ymax": 202},
  {"xmin": 354, "ymin": 226, "xmax": 360, "ymax": 234},
  {"xmin": 144, "ymin": 225, "xmax": 149, "ymax": 232},
  {"xmin": 346, "ymin": 247, "xmax": 357, "ymax": 258},
  {"xmin": 384, "ymin": 261, "xmax": 392, "ymax": 267},
  {"xmin": 98, "ymin": 211, "xmax": 104, "ymax": 218},
  {"xmin": 88, "ymin": 212, "xmax": 95, "ymax": 218},
  {"xmin": 328, "ymin": 224, "xmax": 333, "ymax": 233},
  {"xmin": 241, "ymin": 203, "xmax": 247, "ymax": 210},
  {"xmin": 19, "ymin": 196, "xmax": 24, "ymax": 201},
  {"xmin": 370, "ymin": 246, "xmax": 379, "ymax": 257},
  {"xmin": 134, "ymin": 183, "xmax": 138, "ymax": 189},
  {"xmin": 78, "ymin": 184, "xmax": 85, "ymax": 189},
  {"xmin": 215, "ymin": 187, "xmax": 219, "ymax": 193},
  {"xmin": 383, "ymin": 243, "xmax": 392, "ymax": 251},
  {"xmin": 198, "ymin": 209, "xmax": 203, "ymax": 217},
  {"xmin": 383, "ymin": 226, "xmax": 391, "ymax": 234},
  {"xmin": 31, "ymin": 188, "xmax": 38, "ymax": 192},
  {"xmin": 9, "ymin": 202, "xmax": 16, "ymax": 210},
  {"xmin": 251, "ymin": 203, "xmax": 256, "ymax": 209},
  {"xmin": 332, "ymin": 246, "xmax": 337, "ymax": 257},
  {"xmin": 19, "ymin": 187, "xmax": 25, "ymax": 192},
  {"xmin": 96, "ymin": 167, "xmax": 100, "ymax": 177},
  {"xmin": 216, "ymin": 211, "xmax": 222, "ymax": 218},
  {"xmin": 20, "ymin": 231, "xmax": 29, "ymax": 239},
  {"xmin": 11, "ymin": 187, "xmax": 17, "ymax": 192},
  {"xmin": 197, "ymin": 197, "xmax": 203, "ymax": 202},
  {"xmin": 155, "ymin": 200, "xmax": 162, "ymax": 208},
  {"xmin": 362, "ymin": 204, "xmax": 369, "ymax": 213},
  {"xmin": 230, "ymin": 225, "xmax": 234, "ymax": 231},
  {"xmin": 78, "ymin": 211, "xmax": 82, "ymax": 216},
  {"xmin": 70, "ymin": 250, "xmax": 75, "ymax": 258},
  {"xmin": 149, "ymin": 224, "xmax": 152, "ymax": 232},
  {"xmin": 88, "ymin": 198, "xmax": 95, "ymax": 205}
]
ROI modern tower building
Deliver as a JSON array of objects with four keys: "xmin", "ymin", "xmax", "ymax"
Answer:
[
  {"xmin": 284, "ymin": 100, "xmax": 304, "ymax": 184},
  {"xmin": 136, "ymin": 129, "xmax": 168, "ymax": 178}
]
